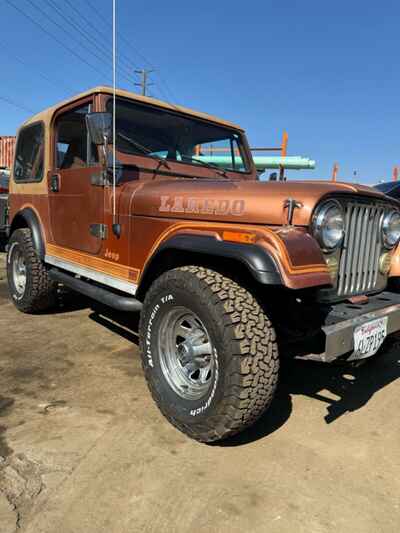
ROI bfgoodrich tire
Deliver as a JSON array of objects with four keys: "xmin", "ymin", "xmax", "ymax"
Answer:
[
  {"xmin": 139, "ymin": 266, "xmax": 279, "ymax": 443},
  {"xmin": 7, "ymin": 228, "xmax": 57, "ymax": 313}
]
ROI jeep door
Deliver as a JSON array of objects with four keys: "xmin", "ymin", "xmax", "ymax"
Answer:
[{"xmin": 49, "ymin": 100, "xmax": 104, "ymax": 254}]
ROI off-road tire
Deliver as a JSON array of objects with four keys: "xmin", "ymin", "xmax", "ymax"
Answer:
[
  {"xmin": 7, "ymin": 228, "xmax": 57, "ymax": 313},
  {"xmin": 139, "ymin": 266, "xmax": 279, "ymax": 442}
]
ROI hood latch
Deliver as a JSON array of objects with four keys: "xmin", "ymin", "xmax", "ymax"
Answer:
[{"xmin": 284, "ymin": 198, "xmax": 303, "ymax": 226}]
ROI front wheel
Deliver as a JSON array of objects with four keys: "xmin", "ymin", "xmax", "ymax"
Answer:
[{"xmin": 139, "ymin": 266, "xmax": 279, "ymax": 443}]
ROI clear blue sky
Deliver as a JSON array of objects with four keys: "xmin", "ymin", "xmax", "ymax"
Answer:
[{"xmin": 0, "ymin": 0, "xmax": 399, "ymax": 183}]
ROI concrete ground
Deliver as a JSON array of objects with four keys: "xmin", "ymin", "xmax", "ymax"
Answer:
[{"xmin": 0, "ymin": 251, "xmax": 399, "ymax": 533}]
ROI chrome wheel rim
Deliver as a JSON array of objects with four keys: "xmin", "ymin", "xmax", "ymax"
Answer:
[
  {"xmin": 12, "ymin": 247, "xmax": 27, "ymax": 296},
  {"xmin": 158, "ymin": 306, "xmax": 215, "ymax": 400}
]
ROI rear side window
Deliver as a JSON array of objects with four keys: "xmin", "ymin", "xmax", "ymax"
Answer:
[{"xmin": 14, "ymin": 123, "xmax": 44, "ymax": 182}]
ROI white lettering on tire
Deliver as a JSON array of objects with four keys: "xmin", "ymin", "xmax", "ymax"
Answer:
[
  {"xmin": 190, "ymin": 348, "xmax": 219, "ymax": 416},
  {"xmin": 146, "ymin": 294, "xmax": 174, "ymax": 368}
]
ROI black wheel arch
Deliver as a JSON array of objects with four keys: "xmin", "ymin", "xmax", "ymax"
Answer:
[
  {"xmin": 137, "ymin": 233, "xmax": 283, "ymax": 299},
  {"xmin": 9, "ymin": 208, "xmax": 45, "ymax": 259}
]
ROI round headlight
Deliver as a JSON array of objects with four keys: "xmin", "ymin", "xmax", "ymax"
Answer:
[
  {"xmin": 382, "ymin": 210, "xmax": 400, "ymax": 248},
  {"xmin": 313, "ymin": 201, "xmax": 345, "ymax": 250}
]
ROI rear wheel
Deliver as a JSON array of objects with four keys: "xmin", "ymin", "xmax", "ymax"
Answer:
[
  {"xmin": 139, "ymin": 266, "xmax": 279, "ymax": 443},
  {"xmin": 7, "ymin": 228, "xmax": 57, "ymax": 313}
]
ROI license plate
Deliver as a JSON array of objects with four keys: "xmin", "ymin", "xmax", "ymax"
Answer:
[{"xmin": 350, "ymin": 317, "xmax": 388, "ymax": 360}]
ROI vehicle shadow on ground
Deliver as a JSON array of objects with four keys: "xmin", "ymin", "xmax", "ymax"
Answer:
[
  {"xmin": 87, "ymin": 307, "xmax": 400, "ymax": 447},
  {"xmin": 221, "ymin": 346, "xmax": 400, "ymax": 446},
  {"xmin": 89, "ymin": 306, "xmax": 140, "ymax": 345},
  {"xmin": 52, "ymin": 290, "xmax": 91, "ymax": 314}
]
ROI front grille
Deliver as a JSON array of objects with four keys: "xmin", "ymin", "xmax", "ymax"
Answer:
[{"xmin": 337, "ymin": 202, "xmax": 385, "ymax": 296}]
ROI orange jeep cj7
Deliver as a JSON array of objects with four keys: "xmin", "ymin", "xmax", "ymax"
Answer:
[{"xmin": 5, "ymin": 87, "xmax": 400, "ymax": 442}]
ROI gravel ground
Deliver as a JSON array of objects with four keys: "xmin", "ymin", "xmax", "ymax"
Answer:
[{"xmin": 0, "ymin": 251, "xmax": 399, "ymax": 533}]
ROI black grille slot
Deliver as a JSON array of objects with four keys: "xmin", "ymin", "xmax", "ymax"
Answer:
[{"xmin": 337, "ymin": 202, "xmax": 385, "ymax": 297}]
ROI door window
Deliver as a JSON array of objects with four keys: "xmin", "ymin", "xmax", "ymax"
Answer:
[{"xmin": 55, "ymin": 104, "xmax": 98, "ymax": 170}]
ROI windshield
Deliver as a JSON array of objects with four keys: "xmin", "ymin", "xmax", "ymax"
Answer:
[
  {"xmin": 374, "ymin": 182, "xmax": 399, "ymax": 194},
  {"xmin": 107, "ymin": 98, "xmax": 249, "ymax": 173}
]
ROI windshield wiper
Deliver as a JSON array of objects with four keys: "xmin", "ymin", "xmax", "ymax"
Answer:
[
  {"xmin": 116, "ymin": 132, "xmax": 170, "ymax": 168},
  {"xmin": 115, "ymin": 134, "xmax": 229, "ymax": 178},
  {"xmin": 181, "ymin": 154, "xmax": 229, "ymax": 178}
]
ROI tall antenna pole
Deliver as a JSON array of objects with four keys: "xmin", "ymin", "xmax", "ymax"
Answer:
[{"xmin": 112, "ymin": 0, "xmax": 116, "ymax": 228}]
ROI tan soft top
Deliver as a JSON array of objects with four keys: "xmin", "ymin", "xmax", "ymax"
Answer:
[{"xmin": 22, "ymin": 86, "xmax": 243, "ymax": 131}]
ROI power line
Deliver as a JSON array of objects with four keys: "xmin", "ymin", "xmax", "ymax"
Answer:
[
  {"xmin": 25, "ymin": 0, "xmax": 112, "ymax": 81},
  {"xmin": 7, "ymin": 0, "xmax": 178, "ymax": 104},
  {"xmin": 81, "ymin": 0, "xmax": 146, "ymax": 73},
  {"xmin": 0, "ymin": 38, "xmax": 75, "ymax": 95},
  {"xmin": 119, "ymin": 35, "xmax": 178, "ymax": 102},
  {"xmin": 84, "ymin": 0, "xmax": 178, "ymax": 103},
  {"xmin": 118, "ymin": 36, "xmax": 178, "ymax": 102},
  {"xmin": 5, "ymin": 0, "xmax": 107, "ymax": 82},
  {"xmin": 118, "ymin": 37, "xmax": 178, "ymax": 103},
  {"xmin": 0, "ymin": 95, "xmax": 34, "ymax": 114},
  {"xmin": 42, "ymin": 0, "xmax": 135, "ymax": 86},
  {"xmin": 62, "ymin": 0, "xmax": 140, "ymax": 76}
]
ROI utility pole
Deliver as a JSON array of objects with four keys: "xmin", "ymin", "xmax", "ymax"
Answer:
[{"xmin": 134, "ymin": 69, "xmax": 154, "ymax": 96}]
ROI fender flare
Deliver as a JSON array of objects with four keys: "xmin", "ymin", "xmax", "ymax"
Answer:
[
  {"xmin": 141, "ymin": 234, "xmax": 283, "ymax": 287},
  {"xmin": 10, "ymin": 208, "xmax": 46, "ymax": 259}
]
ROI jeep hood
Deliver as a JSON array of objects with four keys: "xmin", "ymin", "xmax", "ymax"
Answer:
[{"xmin": 132, "ymin": 179, "xmax": 392, "ymax": 226}]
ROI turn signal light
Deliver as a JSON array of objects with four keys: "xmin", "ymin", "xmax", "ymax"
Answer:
[
  {"xmin": 222, "ymin": 231, "xmax": 257, "ymax": 244},
  {"xmin": 325, "ymin": 256, "xmax": 339, "ymax": 281}
]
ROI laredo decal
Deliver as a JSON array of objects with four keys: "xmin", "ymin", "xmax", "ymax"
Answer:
[{"xmin": 159, "ymin": 196, "xmax": 245, "ymax": 216}]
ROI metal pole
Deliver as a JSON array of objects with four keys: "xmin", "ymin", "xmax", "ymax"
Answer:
[
  {"xmin": 279, "ymin": 131, "xmax": 288, "ymax": 181},
  {"xmin": 112, "ymin": 0, "xmax": 116, "ymax": 226}
]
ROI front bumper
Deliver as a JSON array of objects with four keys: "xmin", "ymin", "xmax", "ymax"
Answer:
[{"xmin": 307, "ymin": 291, "xmax": 400, "ymax": 362}]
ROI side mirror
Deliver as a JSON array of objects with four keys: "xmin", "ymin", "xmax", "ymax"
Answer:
[{"xmin": 85, "ymin": 112, "xmax": 112, "ymax": 145}]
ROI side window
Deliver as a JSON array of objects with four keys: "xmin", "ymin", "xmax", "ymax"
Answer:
[
  {"xmin": 14, "ymin": 123, "xmax": 44, "ymax": 182},
  {"xmin": 55, "ymin": 104, "xmax": 98, "ymax": 170}
]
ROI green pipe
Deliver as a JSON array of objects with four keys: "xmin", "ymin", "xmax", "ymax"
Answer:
[
  {"xmin": 252, "ymin": 156, "xmax": 316, "ymax": 170},
  {"xmin": 195, "ymin": 155, "xmax": 316, "ymax": 170}
]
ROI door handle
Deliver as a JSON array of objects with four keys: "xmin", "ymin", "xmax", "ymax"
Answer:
[{"xmin": 50, "ymin": 174, "xmax": 60, "ymax": 193}]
